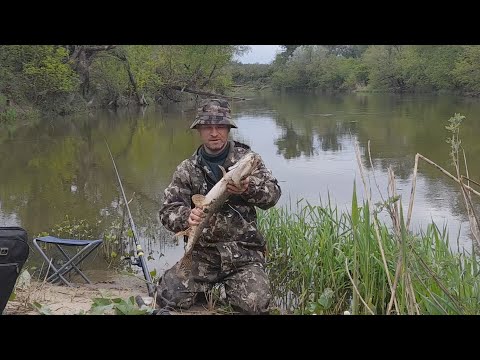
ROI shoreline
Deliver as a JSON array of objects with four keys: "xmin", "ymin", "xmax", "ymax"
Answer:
[{"xmin": 4, "ymin": 270, "xmax": 219, "ymax": 315}]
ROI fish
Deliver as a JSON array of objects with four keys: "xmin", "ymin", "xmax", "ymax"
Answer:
[{"xmin": 175, "ymin": 151, "xmax": 261, "ymax": 274}]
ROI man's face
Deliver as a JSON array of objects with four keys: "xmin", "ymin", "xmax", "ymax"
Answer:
[{"xmin": 198, "ymin": 124, "xmax": 230, "ymax": 153}]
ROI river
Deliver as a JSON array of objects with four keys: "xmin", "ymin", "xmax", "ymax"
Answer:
[{"xmin": 1, "ymin": 91, "xmax": 479, "ymax": 277}]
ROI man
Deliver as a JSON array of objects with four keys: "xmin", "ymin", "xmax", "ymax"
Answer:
[{"xmin": 157, "ymin": 98, "xmax": 281, "ymax": 314}]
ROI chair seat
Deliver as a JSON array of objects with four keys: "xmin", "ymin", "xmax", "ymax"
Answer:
[
  {"xmin": 33, "ymin": 235, "xmax": 103, "ymax": 287},
  {"xmin": 35, "ymin": 236, "xmax": 102, "ymax": 246}
]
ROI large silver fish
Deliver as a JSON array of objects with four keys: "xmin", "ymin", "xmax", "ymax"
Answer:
[{"xmin": 176, "ymin": 151, "xmax": 261, "ymax": 273}]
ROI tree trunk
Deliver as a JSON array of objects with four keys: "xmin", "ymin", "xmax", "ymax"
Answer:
[
  {"xmin": 124, "ymin": 61, "xmax": 147, "ymax": 105},
  {"xmin": 67, "ymin": 45, "xmax": 116, "ymax": 100},
  {"xmin": 111, "ymin": 49, "xmax": 147, "ymax": 106}
]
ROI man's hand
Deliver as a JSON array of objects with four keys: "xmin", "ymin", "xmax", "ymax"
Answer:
[
  {"xmin": 227, "ymin": 177, "xmax": 250, "ymax": 195},
  {"xmin": 188, "ymin": 207, "xmax": 205, "ymax": 227}
]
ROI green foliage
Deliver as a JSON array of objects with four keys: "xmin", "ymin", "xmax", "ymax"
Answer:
[
  {"xmin": 4, "ymin": 44, "xmax": 480, "ymax": 123},
  {"xmin": 32, "ymin": 301, "xmax": 52, "ymax": 315},
  {"xmin": 0, "ymin": 45, "xmax": 243, "ymax": 121},
  {"xmin": 227, "ymin": 62, "xmax": 273, "ymax": 91},
  {"xmin": 90, "ymin": 51, "xmax": 130, "ymax": 105},
  {"xmin": 271, "ymin": 45, "xmax": 363, "ymax": 91},
  {"xmin": 452, "ymin": 46, "xmax": 480, "ymax": 95},
  {"xmin": 261, "ymin": 197, "xmax": 480, "ymax": 315},
  {"xmin": 30, "ymin": 296, "xmax": 155, "ymax": 315},
  {"xmin": 324, "ymin": 45, "xmax": 368, "ymax": 58},
  {"xmin": 445, "ymin": 113, "xmax": 465, "ymax": 168},
  {"xmin": 351, "ymin": 181, "xmax": 359, "ymax": 228},
  {"xmin": 269, "ymin": 45, "xmax": 475, "ymax": 94},
  {"xmin": 392, "ymin": 45, "xmax": 461, "ymax": 92},
  {"xmin": 23, "ymin": 46, "xmax": 78, "ymax": 94},
  {"xmin": 124, "ymin": 45, "xmax": 163, "ymax": 92},
  {"xmin": 0, "ymin": 45, "xmax": 79, "ymax": 115},
  {"xmin": 36, "ymin": 215, "xmax": 96, "ymax": 240},
  {"xmin": 5, "ymin": 44, "xmax": 480, "ymax": 122},
  {"xmin": 102, "ymin": 219, "xmax": 128, "ymax": 263},
  {"xmin": 304, "ymin": 288, "xmax": 335, "ymax": 315},
  {"xmin": 274, "ymin": 45, "xmax": 301, "ymax": 65},
  {"xmin": 0, "ymin": 107, "xmax": 16, "ymax": 125},
  {"xmin": 89, "ymin": 296, "xmax": 153, "ymax": 315},
  {"xmin": 362, "ymin": 45, "xmax": 406, "ymax": 91},
  {"xmin": 155, "ymin": 45, "xmax": 238, "ymax": 93}
]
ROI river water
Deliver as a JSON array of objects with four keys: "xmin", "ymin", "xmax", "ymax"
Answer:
[{"xmin": 1, "ymin": 91, "xmax": 479, "ymax": 277}]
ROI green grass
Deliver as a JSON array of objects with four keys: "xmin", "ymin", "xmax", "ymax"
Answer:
[{"xmin": 259, "ymin": 191, "xmax": 480, "ymax": 315}]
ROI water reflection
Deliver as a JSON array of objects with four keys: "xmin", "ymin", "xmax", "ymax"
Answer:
[
  {"xmin": 234, "ymin": 92, "xmax": 480, "ymax": 251},
  {"xmin": 1, "ymin": 92, "xmax": 479, "ymax": 278}
]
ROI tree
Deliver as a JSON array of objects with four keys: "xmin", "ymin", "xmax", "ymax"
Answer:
[
  {"xmin": 324, "ymin": 45, "xmax": 368, "ymax": 58},
  {"xmin": 66, "ymin": 45, "xmax": 116, "ymax": 98},
  {"xmin": 452, "ymin": 45, "xmax": 480, "ymax": 94},
  {"xmin": 274, "ymin": 45, "xmax": 301, "ymax": 65}
]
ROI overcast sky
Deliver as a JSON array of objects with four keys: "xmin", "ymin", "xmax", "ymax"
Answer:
[{"xmin": 235, "ymin": 45, "xmax": 283, "ymax": 64}]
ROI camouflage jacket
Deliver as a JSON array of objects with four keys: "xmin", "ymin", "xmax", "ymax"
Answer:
[{"xmin": 159, "ymin": 140, "xmax": 281, "ymax": 251}]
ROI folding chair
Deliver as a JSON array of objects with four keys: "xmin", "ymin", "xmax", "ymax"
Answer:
[{"xmin": 33, "ymin": 236, "xmax": 103, "ymax": 287}]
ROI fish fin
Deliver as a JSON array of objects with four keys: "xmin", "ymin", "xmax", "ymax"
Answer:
[
  {"xmin": 175, "ymin": 228, "xmax": 190, "ymax": 238},
  {"xmin": 192, "ymin": 194, "xmax": 206, "ymax": 208},
  {"xmin": 218, "ymin": 165, "xmax": 227, "ymax": 177},
  {"xmin": 228, "ymin": 163, "xmax": 238, "ymax": 171}
]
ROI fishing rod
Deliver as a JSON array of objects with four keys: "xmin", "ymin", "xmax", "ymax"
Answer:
[{"xmin": 105, "ymin": 139, "xmax": 155, "ymax": 297}]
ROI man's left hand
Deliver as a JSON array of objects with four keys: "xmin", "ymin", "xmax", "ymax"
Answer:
[{"xmin": 227, "ymin": 177, "xmax": 249, "ymax": 195}]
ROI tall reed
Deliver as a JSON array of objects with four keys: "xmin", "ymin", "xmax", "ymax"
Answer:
[{"xmin": 259, "ymin": 191, "xmax": 480, "ymax": 314}]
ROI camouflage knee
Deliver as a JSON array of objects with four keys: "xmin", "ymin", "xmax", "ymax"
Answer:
[
  {"xmin": 225, "ymin": 264, "xmax": 271, "ymax": 314},
  {"xmin": 229, "ymin": 290, "xmax": 271, "ymax": 315},
  {"xmin": 156, "ymin": 266, "xmax": 196, "ymax": 310}
]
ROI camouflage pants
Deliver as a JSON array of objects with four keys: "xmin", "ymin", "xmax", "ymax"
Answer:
[{"xmin": 156, "ymin": 242, "xmax": 271, "ymax": 314}]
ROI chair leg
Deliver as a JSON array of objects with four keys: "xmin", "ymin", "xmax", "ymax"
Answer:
[
  {"xmin": 55, "ymin": 245, "xmax": 92, "ymax": 284},
  {"xmin": 46, "ymin": 267, "xmax": 73, "ymax": 287},
  {"xmin": 33, "ymin": 238, "xmax": 102, "ymax": 286},
  {"xmin": 33, "ymin": 239, "xmax": 73, "ymax": 287},
  {"xmin": 47, "ymin": 242, "xmax": 102, "ymax": 284}
]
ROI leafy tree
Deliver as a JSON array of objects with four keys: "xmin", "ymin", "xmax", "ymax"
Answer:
[
  {"xmin": 451, "ymin": 45, "xmax": 480, "ymax": 95},
  {"xmin": 324, "ymin": 45, "xmax": 368, "ymax": 58},
  {"xmin": 65, "ymin": 45, "xmax": 116, "ymax": 99},
  {"xmin": 273, "ymin": 45, "xmax": 301, "ymax": 65},
  {"xmin": 362, "ymin": 45, "xmax": 407, "ymax": 91}
]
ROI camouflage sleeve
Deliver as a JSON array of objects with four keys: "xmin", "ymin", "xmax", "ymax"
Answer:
[
  {"xmin": 158, "ymin": 161, "xmax": 192, "ymax": 233},
  {"xmin": 241, "ymin": 155, "xmax": 281, "ymax": 210}
]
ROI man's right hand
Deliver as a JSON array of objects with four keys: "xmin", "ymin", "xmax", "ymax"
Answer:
[{"xmin": 188, "ymin": 207, "xmax": 205, "ymax": 227}]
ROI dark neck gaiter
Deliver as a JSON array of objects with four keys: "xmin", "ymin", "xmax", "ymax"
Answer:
[{"xmin": 199, "ymin": 142, "xmax": 230, "ymax": 186}]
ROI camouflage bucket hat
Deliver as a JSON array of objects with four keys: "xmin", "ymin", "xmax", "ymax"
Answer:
[{"xmin": 190, "ymin": 98, "xmax": 238, "ymax": 129}]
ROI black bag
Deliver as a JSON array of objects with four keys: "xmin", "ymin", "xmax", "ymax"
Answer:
[{"xmin": 0, "ymin": 227, "xmax": 29, "ymax": 314}]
